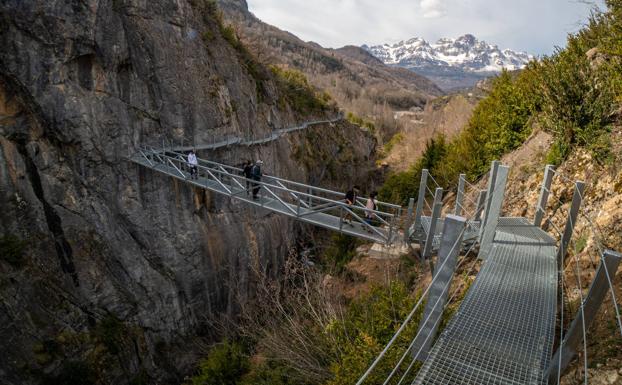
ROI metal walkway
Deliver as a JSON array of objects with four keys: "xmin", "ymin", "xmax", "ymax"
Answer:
[
  {"xmin": 413, "ymin": 217, "xmax": 558, "ymax": 384},
  {"xmin": 130, "ymin": 146, "xmax": 402, "ymax": 244}
]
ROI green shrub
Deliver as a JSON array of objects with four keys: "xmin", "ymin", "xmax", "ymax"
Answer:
[
  {"xmin": 192, "ymin": 341, "xmax": 250, "ymax": 385},
  {"xmin": 346, "ymin": 112, "xmax": 376, "ymax": 133},
  {"xmin": 545, "ymin": 139, "xmax": 570, "ymax": 166},
  {"xmin": 94, "ymin": 315, "xmax": 125, "ymax": 355},
  {"xmin": 0, "ymin": 234, "xmax": 27, "ymax": 267},
  {"xmin": 43, "ymin": 361, "xmax": 97, "ymax": 385},
  {"xmin": 379, "ymin": 136, "xmax": 448, "ymax": 205},
  {"xmin": 271, "ymin": 66, "xmax": 333, "ymax": 114},
  {"xmin": 383, "ymin": 132, "xmax": 404, "ymax": 154},
  {"xmin": 325, "ymin": 282, "xmax": 423, "ymax": 385},
  {"xmin": 240, "ymin": 361, "xmax": 301, "ymax": 385},
  {"xmin": 322, "ymin": 233, "xmax": 359, "ymax": 274}
]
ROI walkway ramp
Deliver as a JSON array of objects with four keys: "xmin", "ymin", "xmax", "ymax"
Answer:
[
  {"xmin": 130, "ymin": 147, "xmax": 402, "ymax": 244},
  {"xmin": 413, "ymin": 217, "xmax": 557, "ymax": 385}
]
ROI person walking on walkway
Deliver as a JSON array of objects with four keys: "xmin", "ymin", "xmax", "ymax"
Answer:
[
  {"xmin": 242, "ymin": 160, "xmax": 253, "ymax": 195},
  {"xmin": 188, "ymin": 149, "xmax": 198, "ymax": 180},
  {"xmin": 343, "ymin": 185, "xmax": 360, "ymax": 226},
  {"xmin": 365, "ymin": 191, "xmax": 378, "ymax": 232},
  {"xmin": 251, "ymin": 160, "xmax": 263, "ymax": 200}
]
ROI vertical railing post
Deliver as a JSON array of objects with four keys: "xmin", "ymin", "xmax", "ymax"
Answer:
[
  {"xmin": 411, "ymin": 214, "xmax": 466, "ymax": 361},
  {"xmin": 479, "ymin": 165, "xmax": 509, "ymax": 259},
  {"xmin": 479, "ymin": 160, "xmax": 500, "ymax": 241},
  {"xmin": 534, "ymin": 164, "xmax": 555, "ymax": 228},
  {"xmin": 339, "ymin": 207, "xmax": 344, "ymax": 231},
  {"xmin": 422, "ymin": 187, "xmax": 443, "ymax": 260},
  {"xmin": 454, "ymin": 174, "xmax": 466, "ymax": 216},
  {"xmin": 413, "ymin": 169, "xmax": 429, "ymax": 238},
  {"xmin": 404, "ymin": 197, "xmax": 415, "ymax": 243},
  {"xmin": 546, "ymin": 249, "xmax": 622, "ymax": 382},
  {"xmin": 556, "ymin": 181, "xmax": 585, "ymax": 267},
  {"xmin": 474, "ymin": 190, "xmax": 487, "ymax": 221}
]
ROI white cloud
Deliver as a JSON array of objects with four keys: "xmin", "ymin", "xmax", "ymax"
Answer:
[{"xmin": 420, "ymin": 0, "xmax": 446, "ymax": 18}]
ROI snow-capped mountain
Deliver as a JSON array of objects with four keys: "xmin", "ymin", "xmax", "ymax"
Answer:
[{"xmin": 363, "ymin": 34, "xmax": 533, "ymax": 73}]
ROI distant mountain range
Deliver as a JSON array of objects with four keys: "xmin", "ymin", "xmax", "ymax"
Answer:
[{"xmin": 363, "ymin": 34, "xmax": 534, "ymax": 90}]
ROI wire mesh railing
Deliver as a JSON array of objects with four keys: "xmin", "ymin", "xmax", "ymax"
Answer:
[{"xmin": 134, "ymin": 145, "xmax": 402, "ymax": 244}]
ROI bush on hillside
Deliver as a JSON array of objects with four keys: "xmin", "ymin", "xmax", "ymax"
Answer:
[
  {"xmin": 381, "ymin": 1, "xmax": 622, "ymax": 197},
  {"xmin": 191, "ymin": 342, "xmax": 250, "ymax": 385},
  {"xmin": 271, "ymin": 66, "xmax": 334, "ymax": 114}
]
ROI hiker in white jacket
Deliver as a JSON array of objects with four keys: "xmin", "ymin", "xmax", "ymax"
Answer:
[{"xmin": 188, "ymin": 149, "xmax": 198, "ymax": 180}]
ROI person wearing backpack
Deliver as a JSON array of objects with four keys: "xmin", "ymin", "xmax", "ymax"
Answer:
[
  {"xmin": 343, "ymin": 185, "xmax": 360, "ymax": 226},
  {"xmin": 251, "ymin": 160, "xmax": 263, "ymax": 200},
  {"xmin": 242, "ymin": 160, "xmax": 253, "ymax": 195}
]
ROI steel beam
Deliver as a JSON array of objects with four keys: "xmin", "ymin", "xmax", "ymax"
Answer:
[
  {"xmin": 422, "ymin": 187, "xmax": 443, "ymax": 260},
  {"xmin": 479, "ymin": 165, "xmax": 509, "ymax": 259},
  {"xmin": 480, "ymin": 160, "xmax": 500, "ymax": 241},
  {"xmin": 474, "ymin": 190, "xmax": 487, "ymax": 221},
  {"xmin": 556, "ymin": 181, "xmax": 586, "ymax": 267},
  {"xmin": 414, "ymin": 169, "xmax": 429, "ymax": 237},
  {"xmin": 412, "ymin": 214, "xmax": 466, "ymax": 361},
  {"xmin": 534, "ymin": 164, "xmax": 555, "ymax": 228},
  {"xmin": 405, "ymin": 197, "xmax": 415, "ymax": 243},
  {"xmin": 546, "ymin": 249, "xmax": 622, "ymax": 382},
  {"xmin": 454, "ymin": 174, "xmax": 466, "ymax": 216}
]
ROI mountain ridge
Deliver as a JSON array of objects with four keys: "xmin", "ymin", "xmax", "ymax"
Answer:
[{"xmin": 364, "ymin": 34, "xmax": 534, "ymax": 90}]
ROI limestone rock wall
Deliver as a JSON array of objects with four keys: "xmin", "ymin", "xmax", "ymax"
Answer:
[{"xmin": 0, "ymin": 1, "xmax": 376, "ymax": 383}]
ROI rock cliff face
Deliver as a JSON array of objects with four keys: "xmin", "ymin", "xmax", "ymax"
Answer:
[{"xmin": 0, "ymin": 1, "xmax": 376, "ymax": 383}]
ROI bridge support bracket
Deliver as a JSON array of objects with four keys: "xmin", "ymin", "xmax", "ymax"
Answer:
[{"xmin": 412, "ymin": 214, "xmax": 466, "ymax": 362}]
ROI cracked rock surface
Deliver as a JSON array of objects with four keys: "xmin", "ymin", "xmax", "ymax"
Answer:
[{"xmin": 0, "ymin": 1, "xmax": 376, "ymax": 383}]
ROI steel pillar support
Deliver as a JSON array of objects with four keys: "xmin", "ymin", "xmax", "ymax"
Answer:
[
  {"xmin": 412, "ymin": 214, "xmax": 466, "ymax": 361},
  {"xmin": 404, "ymin": 197, "xmax": 415, "ymax": 243},
  {"xmin": 474, "ymin": 190, "xmax": 487, "ymax": 221},
  {"xmin": 422, "ymin": 187, "xmax": 443, "ymax": 260},
  {"xmin": 479, "ymin": 165, "xmax": 509, "ymax": 259},
  {"xmin": 454, "ymin": 174, "xmax": 466, "ymax": 216},
  {"xmin": 413, "ymin": 169, "xmax": 429, "ymax": 237},
  {"xmin": 480, "ymin": 160, "xmax": 501, "ymax": 241},
  {"xmin": 556, "ymin": 181, "xmax": 586, "ymax": 267},
  {"xmin": 534, "ymin": 164, "xmax": 555, "ymax": 228},
  {"xmin": 546, "ymin": 249, "xmax": 622, "ymax": 382}
]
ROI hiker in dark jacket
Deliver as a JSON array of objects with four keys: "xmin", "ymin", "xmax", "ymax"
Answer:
[
  {"xmin": 251, "ymin": 160, "xmax": 263, "ymax": 199},
  {"xmin": 343, "ymin": 185, "xmax": 360, "ymax": 226},
  {"xmin": 242, "ymin": 160, "xmax": 253, "ymax": 195}
]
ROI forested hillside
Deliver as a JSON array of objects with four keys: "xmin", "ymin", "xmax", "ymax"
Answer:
[{"xmin": 380, "ymin": 0, "xmax": 622, "ymax": 204}]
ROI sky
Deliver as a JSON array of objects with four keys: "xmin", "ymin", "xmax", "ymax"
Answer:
[{"xmin": 247, "ymin": 0, "xmax": 605, "ymax": 55}]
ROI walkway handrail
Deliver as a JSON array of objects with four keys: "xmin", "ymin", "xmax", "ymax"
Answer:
[
  {"xmin": 156, "ymin": 146, "xmax": 402, "ymax": 212},
  {"xmin": 140, "ymin": 147, "xmax": 398, "ymax": 222}
]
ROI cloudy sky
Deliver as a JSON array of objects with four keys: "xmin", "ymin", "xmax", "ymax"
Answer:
[{"xmin": 247, "ymin": 0, "xmax": 604, "ymax": 55}]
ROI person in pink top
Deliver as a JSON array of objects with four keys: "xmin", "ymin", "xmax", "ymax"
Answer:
[{"xmin": 365, "ymin": 191, "xmax": 378, "ymax": 232}]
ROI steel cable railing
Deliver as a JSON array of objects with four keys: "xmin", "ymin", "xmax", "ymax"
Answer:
[
  {"xmin": 135, "ymin": 146, "xmax": 401, "ymax": 242},
  {"xmin": 533, "ymin": 166, "xmax": 622, "ymax": 385},
  {"xmin": 354, "ymin": 225, "xmax": 468, "ymax": 385},
  {"xmin": 386, "ymin": 240, "xmax": 481, "ymax": 385}
]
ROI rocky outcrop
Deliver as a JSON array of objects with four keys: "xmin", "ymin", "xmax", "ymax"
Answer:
[{"xmin": 0, "ymin": 1, "xmax": 376, "ymax": 383}]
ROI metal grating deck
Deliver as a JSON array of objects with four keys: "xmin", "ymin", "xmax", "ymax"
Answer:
[{"xmin": 413, "ymin": 217, "xmax": 557, "ymax": 385}]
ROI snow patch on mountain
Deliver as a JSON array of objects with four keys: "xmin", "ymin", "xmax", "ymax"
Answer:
[{"xmin": 363, "ymin": 34, "xmax": 533, "ymax": 73}]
